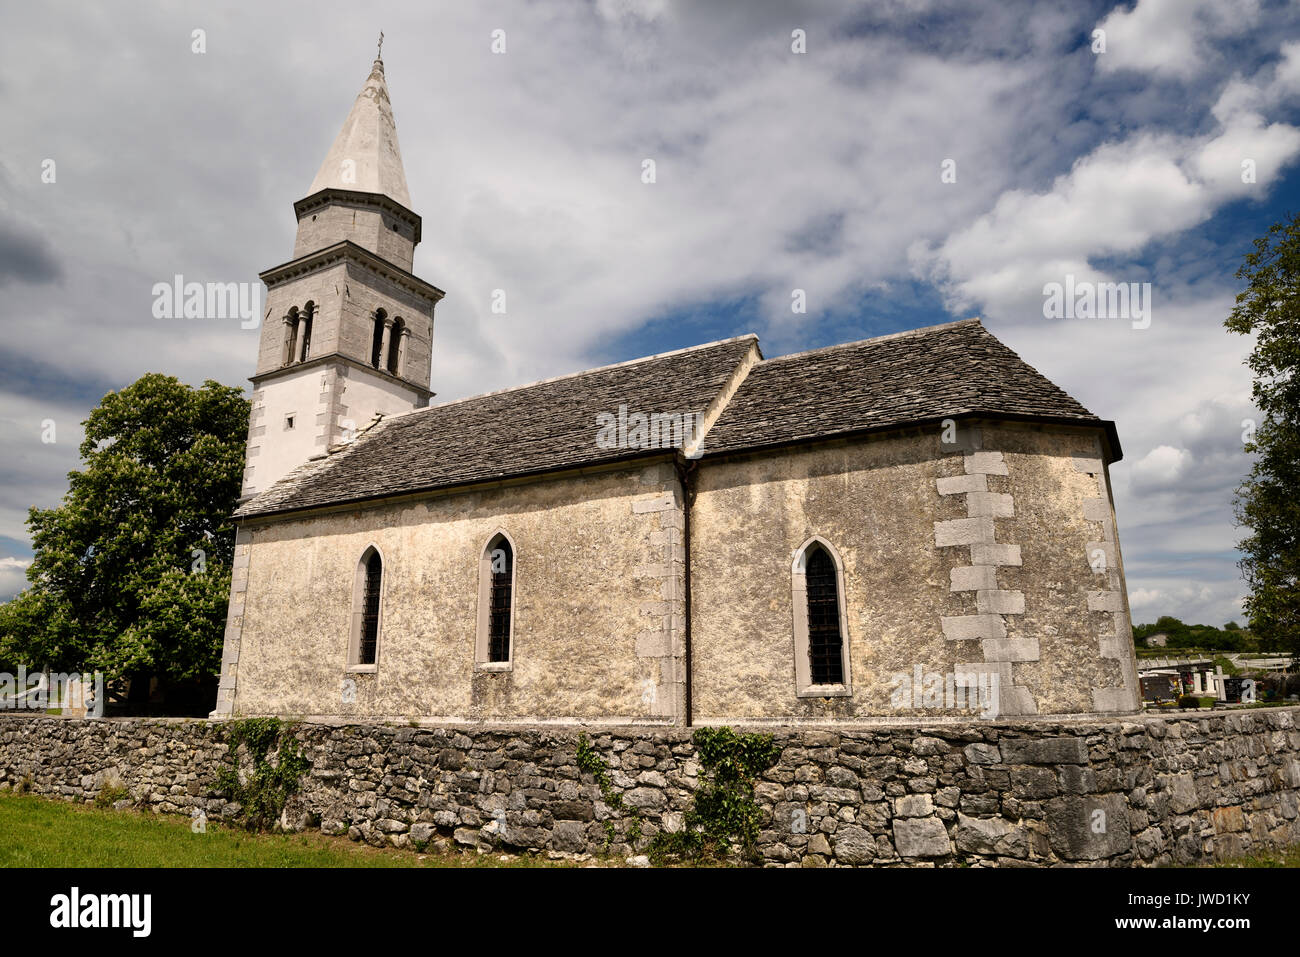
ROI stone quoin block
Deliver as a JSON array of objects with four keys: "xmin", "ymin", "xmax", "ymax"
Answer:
[
  {"xmin": 1087, "ymin": 591, "xmax": 1125, "ymax": 613},
  {"xmin": 1085, "ymin": 541, "xmax": 1114, "ymax": 573},
  {"xmin": 1092, "ymin": 687, "xmax": 1136, "ymax": 713},
  {"xmin": 970, "ymin": 543, "xmax": 1022, "ymax": 566},
  {"xmin": 997, "ymin": 686, "xmax": 1039, "ymax": 717},
  {"xmin": 936, "ymin": 473, "xmax": 988, "ymax": 496},
  {"xmin": 933, "ymin": 517, "xmax": 996, "ymax": 547},
  {"xmin": 1097, "ymin": 634, "xmax": 1128, "ymax": 660},
  {"xmin": 1082, "ymin": 497, "xmax": 1111, "ymax": 522},
  {"xmin": 980, "ymin": 638, "xmax": 1039, "ymax": 662},
  {"xmin": 941, "ymin": 614, "xmax": 1007, "ymax": 641},
  {"xmin": 950, "ymin": 565, "xmax": 997, "ymax": 592},
  {"xmin": 631, "ymin": 493, "xmax": 676, "ymax": 514},
  {"xmin": 964, "ymin": 451, "xmax": 1008, "ymax": 475},
  {"xmin": 975, "ymin": 589, "xmax": 1025, "ymax": 615},
  {"xmin": 966, "ymin": 491, "xmax": 1014, "ymax": 518},
  {"xmin": 634, "ymin": 629, "xmax": 671, "ymax": 658}
]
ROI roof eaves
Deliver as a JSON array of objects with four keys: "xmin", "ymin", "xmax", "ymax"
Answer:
[{"xmin": 698, "ymin": 410, "xmax": 1121, "ymax": 463}]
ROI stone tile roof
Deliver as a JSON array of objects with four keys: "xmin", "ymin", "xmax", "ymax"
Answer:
[
  {"xmin": 236, "ymin": 318, "xmax": 1116, "ymax": 521},
  {"xmin": 235, "ymin": 335, "xmax": 758, "ymax": 518},
  {"xmin": 700, "ymin": 318, "xmax": 1110, "ymax": 457}
]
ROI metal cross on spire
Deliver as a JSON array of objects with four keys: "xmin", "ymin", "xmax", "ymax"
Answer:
[{"xmin": 377, "ymin": 31, "xmax": 384, "ymax": 60}]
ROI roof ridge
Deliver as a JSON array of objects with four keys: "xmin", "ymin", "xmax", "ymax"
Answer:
[
  {"xmin": 761, "ymin": 317, "xmax": 982, "ymax": 365},
  {"xmin": 389, "ymin": 334, "xmax": 760, "ymax": 420}
]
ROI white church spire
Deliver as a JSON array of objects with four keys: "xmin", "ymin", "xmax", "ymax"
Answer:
[
  {"xmin": 239, "ymin": 42, "xmax": 443, "ymax": 505},
  {"xmin": 307, "ymin": 47, "xmax": 412, "ymax": 208}
]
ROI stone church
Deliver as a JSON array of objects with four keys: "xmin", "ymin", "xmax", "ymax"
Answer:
[{"xmin": 213, "ymin": 56, "xmax": 1141, "ymax": 725}]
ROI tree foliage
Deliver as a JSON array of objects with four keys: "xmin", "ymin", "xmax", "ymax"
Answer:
[
  {"xmin": 1132, "ymin": 616, "xmax": 1259, "ymax": 652},
  {"xmin": 1225, "ymin": 213, "xmax": 1300, "ymax": 663},
  {"xmin": 0, "ymin": 374, "xmax": 248, "ymax": 682}
]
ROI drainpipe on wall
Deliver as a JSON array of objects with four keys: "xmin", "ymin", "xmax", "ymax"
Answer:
[{"xmin": 673, "ymin": 452, "xmax": 699, "ymax": 727}]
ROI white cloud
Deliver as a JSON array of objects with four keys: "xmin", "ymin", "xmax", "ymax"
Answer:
[
  {"xmin": 0, "ymin": 557, "xmax": 32, "ymax": 602},
  {"xmin": 1270, "ymin": 41, "xmax": 1300, "ymax": 100},
  {"xmin": 1095, "ymin": 0, "xmax": 1262, "ymax": 81},
  {"xmin": 0, "ymin": 391, "xmax": 86, "ymax": 544},
  {"xmin": 910, "ymin": 106, "xmax": 1300, "ymax": 323},
  {"xmin": 1125, "ymin": 579, "xmax": 1244, "ymax": 627},
  {"xmin": 1131, "ymin": 445, "xmax": 1192, "ymax": 487},
  {"xmin": 1128, "ymin": 588, "xmax": 1164, "ymax": 609}
]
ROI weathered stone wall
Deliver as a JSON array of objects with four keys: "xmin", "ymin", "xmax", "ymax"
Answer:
[
  {"xmin": 226, "ymin": 459, "xmax": 686, "ymax": 723},
  {"xmin": 3, "ymin": 709, "xmax": 1297, "ymax": 867},
  {"xmin": 292, "ymin": 198, "xmax": 418, "ymax": 271},
  {"xmin": 691, "ymin": 421, "xmax": 1140, "ymax": 722},
  {"xmin": 231, "ymin": 414, "xmax": 1139, "ymax": 725}
]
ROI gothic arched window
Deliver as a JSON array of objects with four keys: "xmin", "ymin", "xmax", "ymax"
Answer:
[
  {"xmin": 792, "ymin": 538, "xmax": 851, "ymax": 696},
  {"xmin": 805, "ymin": 546, "xmax": 842, "ymax": 684},
  {"xmin": 350, "ymin": 546, "xmax": 384, "ymax": 668},
  {"xmin": 476, "ymin": 532, "xmax": 516, "ymax": 668}
]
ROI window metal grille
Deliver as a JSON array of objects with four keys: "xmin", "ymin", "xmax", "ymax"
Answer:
[
  {"xmin": 805, "ymin": 546, "xmax": 843, "ymax": 685},
  {"xmin": 359, "ymin": 550, "xmax": 382, "ymax": 664},
  {"xmin": 488, "ymin": 542, "xmax": 513, "ymax": 662}
]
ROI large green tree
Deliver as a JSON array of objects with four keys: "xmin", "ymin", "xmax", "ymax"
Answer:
[
  {"xmin": 1225, "ymin": 213, "xmax": 1300, "ymax": 662},
  {"xmin": 0, "ymin": 374, "xmax": 248, "ymax": 683}
]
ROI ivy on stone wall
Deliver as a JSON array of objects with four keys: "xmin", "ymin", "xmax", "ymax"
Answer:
[
  {"xmin": 576, "ymin": 727, "xmax": 780, "ymax": 863},
  {"xmin": 575, "ymin": 733, "xmax": 642, "ymax": 847},
  {"xmin": 648, "ymin": 726, "xmax": 779, "ymax": 864},
  {"xmin": 216, "ymin": 717, "xmax": 308, "ymax": 831}
]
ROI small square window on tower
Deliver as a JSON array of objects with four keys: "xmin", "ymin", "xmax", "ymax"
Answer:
[{"xmin": 284, "ymin": 413, "xmax": 296, "ymax": 431}]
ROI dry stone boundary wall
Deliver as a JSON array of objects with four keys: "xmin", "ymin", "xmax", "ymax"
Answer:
[{"xmin": 2, "ymin": 709, "xmax": 1298, "ymax": 866}]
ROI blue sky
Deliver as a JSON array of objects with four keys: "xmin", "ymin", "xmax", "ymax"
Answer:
[{"xmin": 2, "ymin": 0, "xmax": 1300, "ymax": 627}]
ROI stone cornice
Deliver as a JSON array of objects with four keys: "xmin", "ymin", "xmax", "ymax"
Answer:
[
  {"xmin": 293, "ymin": 187, "xmax": 422, "ymax": 244},
  {"xmin": 250, "ymin": 353, "xmax": 435, "ymax": 402},
  {"xmin": 259, "ymin": 240, "xmax": 445, "ymax": 305}
]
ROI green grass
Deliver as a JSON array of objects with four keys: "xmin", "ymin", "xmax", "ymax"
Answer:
[
  {"xmin": 12, "ymin": 789, "xmax": 1290, "ymax": 869},
  {"xmin": 0, "ymin": 791, "xmax": 569, "ymax": 868},
  {"xmin": 1209, "ymin": 844, "xmax": 1300, "ymax": 868}
]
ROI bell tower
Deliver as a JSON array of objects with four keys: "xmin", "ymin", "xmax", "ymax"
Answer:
[{"xmin": 242, "ymin": 50, "xmax": 444, "ymax": 498}]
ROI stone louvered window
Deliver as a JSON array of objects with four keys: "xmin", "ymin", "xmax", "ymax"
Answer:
[
  {"xmin": 476, "ymin": 532, "xmax": 516, "ymax": 670},
  {"xmin": 282, "ymin": 303, "xmax": 314, "ymax": 365},
  {"xmin": 387, "ymin": 317, "xmax": 404, "ymax": 375},
  {"xmin": 299, "ymin": 301, "xmax": 314, "ymax": 361},
  {"xmin": 370, "ymin": 309, "xmax": 387, "ymax": 368},
  {"xmin": 283, "ymin": 307, "xmax": 299, "ymax": 365},
  {"xmin": 792, "ymin": 537, "xmax": 852, "ymax": 697}
]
